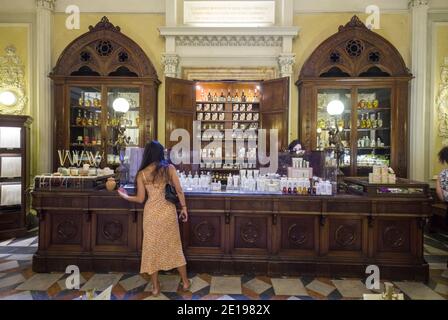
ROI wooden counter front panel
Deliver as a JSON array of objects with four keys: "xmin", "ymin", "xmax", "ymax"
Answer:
[{"xmin": 32, "ymin": 192, "xmax": 430, "ymax": 280}]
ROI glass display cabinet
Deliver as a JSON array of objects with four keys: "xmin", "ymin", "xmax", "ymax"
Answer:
[
  {"xmin": 51, "ymin": 17, "xmax": 160, "ymax": 170},
  {"xmin": 0, "ymin": 115, "xmax": 32, "ymax": 240},
  {"xmin": 297, "ymin": 16, "xmax": 411, "ymax": 177}
]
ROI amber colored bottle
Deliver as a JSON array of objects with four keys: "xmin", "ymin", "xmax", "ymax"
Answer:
[
  {"xmin": 293, "ymin": 187, "xmax": 297, "ymax": 194},
  {"xmin": 282, "ymin": 186, "xmax": 287, "ymax": 193},
  {"xmin": 288, "ymin": 186, "xmax": 292, "ymax": 194},
  {"xmin": 75, "ymin": 110, "xmax": 82, "ymax": 126}
]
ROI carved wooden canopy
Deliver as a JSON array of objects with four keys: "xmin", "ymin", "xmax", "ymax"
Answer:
[
  {"xmin": 52, "ymin": 16, "xmax": 158, "ymax": 79},
  {"xmin": 299, "ymin": 15, "xmax": 411, "ymax": 79}
]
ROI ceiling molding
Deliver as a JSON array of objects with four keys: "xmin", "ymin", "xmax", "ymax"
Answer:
[{"xmin": 54, "ymin": 0, "xmax": 165, "ymax": 13}]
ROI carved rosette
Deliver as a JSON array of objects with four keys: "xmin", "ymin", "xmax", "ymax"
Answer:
[
  {"xmin": 103, "ymin": 220, "xmax": 123, "ymax": 241},
  {"xmin": 278, "ymin": 54, "xmax": 295, "ymax": 76},
  {"xmin": 0, "ymin": 46, "xmax": 28, "ymax": 115},
  {"xmin": 383, "ymin": 226, "xmax": 404, "ymax": 248},
  {"xmin": 57, "ymin": 220, "xmax": 78, "ymax": 240},
  {"xmin": 335, "ymin": 225, "xmax": 356, "ymax": 247},
  {"xmin": 241, "ymin": 221, "xmax": 259, "ymax": 244},
  {"xmin": 193, "ymin": 221, "xmax": 215, "ymax": 242},
  {"xmin": 36, "ymin": 0, "xmax": 56, "ymax": 10},
  {"xmin": 162, "ymin": 54, "xmax": 179, "ymax": 77},
  {"xmin": 287, "ymin": 224, "xmax": 307, "ymax": 245}
]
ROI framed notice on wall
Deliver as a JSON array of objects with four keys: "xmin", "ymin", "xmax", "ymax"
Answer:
[{"xmin": 184, "ymin": 1, "xmax": 276, "ymax": 26}]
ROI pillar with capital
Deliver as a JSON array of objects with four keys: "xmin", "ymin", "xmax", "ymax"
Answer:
[
  {"xmin": 278, "ymin": 53, "xmax": 296, "ymax": 143},
  {"xmin": 162, "ymin": 53, "xmax": 179, "ymax": 78},
  {"xmin": 409, "ymin": 0, "xmax": 429, "ymax": 181},
  {"xmin": 36, "ymin": 0, "xmax": 55, "ymax": 173}
]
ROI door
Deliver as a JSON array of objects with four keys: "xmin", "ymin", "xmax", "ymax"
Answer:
[
  {"xmin": 165, "ymin": 77, "xmax": 196, "ymax": 149},
  {"xmin": 260, "ymin": 77, "xmax": 289, "ymax": 153}
]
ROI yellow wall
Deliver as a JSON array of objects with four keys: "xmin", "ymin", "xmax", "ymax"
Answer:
[
  {"xmin": 0, "ymin": 25, "xmax": 30, "ymax": 115},
  {"xmin": 291, "ymin": 13, "xmax": 410, "ymax": 141},
  {"xmin": 432, "ymin": 25, "xmax": 448, "ymax": 177},
  {"xmin": 53, "ymin": 13, "xmax": 166, "ymax": 141}
]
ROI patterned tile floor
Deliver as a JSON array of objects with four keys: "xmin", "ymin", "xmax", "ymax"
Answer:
[{"xmin": 0, "ymin": 228, "xmax": 447, "ymax": 300}]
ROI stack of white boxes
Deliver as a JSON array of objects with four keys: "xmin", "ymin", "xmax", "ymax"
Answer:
[
  {"xmin": 288, "ymin": 158, "xmax": 313, "ymax": 179},
  {"xmin": 369, "ymin": 165, "xmax": 396, "ymax": 184}
]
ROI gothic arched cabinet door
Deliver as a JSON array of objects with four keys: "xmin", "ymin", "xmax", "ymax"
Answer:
[
  {"xmin": 51, "ymin": 17, "xmax": 160, "ymax": 171},
  {"xmin": 296, "ymin": 15, "xmax": 411, "ymax": 177}
]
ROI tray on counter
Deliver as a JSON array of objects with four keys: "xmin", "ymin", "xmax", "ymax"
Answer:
[
  {"xmin": 344, "ymin": 177, "xmax": 430, "ymax": 198},
  {"xmin": 33, "ymin": 174, "xmax": 114, "ymax": 191}
]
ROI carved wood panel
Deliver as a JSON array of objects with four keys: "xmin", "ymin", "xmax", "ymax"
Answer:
[
  {"xmin": 328, "ymin": 218, "xmax": 362, "ymax": 251},
  {"xmin": 94, "ymin": 213, "xmax": 129, "ymax": 246},
  {"xmin": 377, "ymin": 219, "xmax": 411, "ymax": 253},
  {"xmin": 189, "ymin": 215, "xmax": 221, "ymax": 248},
  {"xmin": 51, "ymin": 213, "xmax": 83, "ymax": 245},
  {"xmin": 234, "ymin": 216, "xmax": 268, "ymax": 250},
  {"xmin": 280, "ymin": 216, "xmax": 316, "ymax": 250}
]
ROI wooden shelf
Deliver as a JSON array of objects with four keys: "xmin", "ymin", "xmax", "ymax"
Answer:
[
  {"xmin": 71, "ymin": 125, "xmax": 101, "ymax": 128},
  {"xmin": 71, "ymin": 106, "xmax": 102, "ymax": 110}
]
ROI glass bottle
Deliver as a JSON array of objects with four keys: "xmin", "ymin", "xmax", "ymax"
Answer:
[
  {"xmin": 87, "ymin": 112, "xmax": 93, "ymax": 126},
  {"xmin": 76, "ymin": 110, "xmax": 82, "ymax": 126},
  {"xmin": 365, "ymin": 114, "xmax": 371, "ymax": 128},
  {"xmin": 371, "ymin": 113, "xmax": 377, "ymax": 128},
  {"xmin": 241, "ymin": 90, "xmax": 246, "ymax": 102},
  {"xmin": 227, "ymin": 89, "xmax": 232, "ymax": 102},
  {"xmin": 207, "ymin": 91, "xmax": 212, "ymax": 102},
  {"xmin": 94, "ymin": 113, "xmax": 99, "ymax": 126},
  {"xmin": 82, "ymin": 111, "xmax": 88, "ymax": 126},
  {"xmin": 361, "ymin": 114, "xmax": 367, "ymax": 129},
  {"xmin": 220, "ymin": 90, "xmax": 225, "ymax": 102},
  {"xmin": 377, "ymin": 112, "xmax": 383, "ymax": 128},
  {"xmin": 213, "ymin": 91, "xmax": 218, "ymax": 102},
  {"xmin": 234, "ymin": 89, "xmax": 239, "ymax": 102},
  {"xmin": 357, "ymin": 115, "xmax": 361, "ymax": 128}
]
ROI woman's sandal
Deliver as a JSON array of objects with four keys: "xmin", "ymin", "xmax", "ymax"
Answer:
[{"xmin": 180, "ymin": 279, "xmax": 192, "ymax": 291}]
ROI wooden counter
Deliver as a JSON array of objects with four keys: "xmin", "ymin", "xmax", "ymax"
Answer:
[{"xmin": 31, "ymin": 191, "xmax": 431, "ymax": 281}]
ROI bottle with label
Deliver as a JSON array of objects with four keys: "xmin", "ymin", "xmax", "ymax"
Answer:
[
  {"xmin": 241, "ymin": 90, "xmax": 246, "ymax": 102},
  {"xmin": 94, "ymin": 113, "xmax": 99, "ymax": 126},
  {"xmin": 200, "ymin": 89, "xmax": 205, "ymax": 101},
  {"xmin": 76, "ymin": 110, "xmax": 82, "ymax": 126},
  {"xmin": 371, "ymin": 113, "xmax": 377, "ymax": 128},
  {"xmin": 361, "ymin": 114, "xmax": 367, "ymax": 129},
  {"xmin": 248, "ymin": 89, "xmax": 254, "ymax": 102},
  {"xmin": 377, "ymin": 112, "xmax": 383, "ymax": 128},
  {"xmin": 207, "ymin": 91, "xmax": 212, "ymax": 102},
  {"xmin": 357, "ymin": 115, "xmax": 361, "ymax": 128},
  {"xmin": 213, "ymin": 91, "xmax": 218, "ymax": 102},
  {"xmin": 87, "ymin": 112, "xmax": 93, "ymax": 126},
  {"xmin": 227, "ymin": 89, "xmax": 232, "ymax": 102},
  {"xmin": 220, "ymin": 90, "xmax": 225, "ymax": 102},
  {"xmin": 82, "ymin": 111, "xmax": 88, "ymax": 126},
  {"xmin": 234, "ymin": 89, "xmax": 239, "ymax": 102},
  {"xmin": 365, "ymin": 114, "xmax": 371, "ymax": 128},
  {"xmin": 254, "ymin": 89, "xmax": 259, "ymax": 102}
]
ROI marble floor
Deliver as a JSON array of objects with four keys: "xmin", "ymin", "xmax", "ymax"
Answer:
[{"xmin": 0, "ymin": 229, "xmax": 447, "ymax": 300}]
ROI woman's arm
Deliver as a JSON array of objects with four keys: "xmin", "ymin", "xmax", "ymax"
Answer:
[
  {"xmin": 436, "ymin": 176, "xmax": 445, "ymax": 202},
  {"xmin": 169, "ymin": 165, "xmax": 186, "ymax": 207},
  {"xmin": 117, "ymin": 173, "xmax": 146, "ymax": 204},
  {"xmin": 169, "ymin": 165, "xmax": 188, "ymax": 222}
]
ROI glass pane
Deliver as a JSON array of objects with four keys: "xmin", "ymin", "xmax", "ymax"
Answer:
[
  {"xmin": 317, "ymin": 89, "xmax": 351, "ymax": 176},
  {"xmin": 356, "ymin": 88, "xmax": 391, "ymax": 175},
  {"xmin": 1, "ymin": 156, "xmax": 21, "ymax": 178},
  {"xmin": 69, "ymin": 86, "xmax": 102, "ymax": 156},
  {"xmin": 106, "ymin": 88, "xmax": 140, "ymax": 166},
  {"xmin": 0, "ymin": 127, "xmax": 21, "ymax": 149}
]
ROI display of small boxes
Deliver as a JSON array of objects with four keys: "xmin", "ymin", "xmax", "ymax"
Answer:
[{"xmin": 288, "ymin": 167, "xmax": 313, "ymax": 179}]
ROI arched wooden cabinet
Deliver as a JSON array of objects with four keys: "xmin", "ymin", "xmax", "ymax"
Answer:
[
  {"xmin": 297, "ymin": 16, "xmax": 411, "ymax": 177},
  {"xmin": 51, "ymin": 17, "xmax": 160, "ymax": 170}
]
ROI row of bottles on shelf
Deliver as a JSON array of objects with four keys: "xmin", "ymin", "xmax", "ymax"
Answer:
[
  {"xmin": 357, "ymin": 98, "xmax": 382, "ymax": 109},
  {"xmin": 201, "ymin": 147, "xmax": 257, "ymax": 160},
  {"xmin": 357, "ymin": 136, "xmax": 386, "ymax": 148},
  {"xmin": 197, "ymin": 103, "xmax": 224, "ymax": 112},
  {"xmin": 201, "ymin": 161, "xmax": 257, "ymax": 169},
  {"xmin": 75, "ymin": 110, "xmax": 100, "ymax": 126},
  {"xmin": 197, "ymin": 112, "xmax": 259, "ymax": 121},
  {"xmin": 78, "ymin": 94, "xmax": 101, "ymax": 108},
  {"xmin": 74, "ymin": 111, "xmax": 140, "ymax": 127},
  {"xmin": 317, "ymin": 112, "xmax": 384, "ymax": 131},
  {"xmin": 200, "ymin": 130, "xmax": 258, "ymax": 140},
  {"xmin": 357, "ymin": 112, "xmax": 384, "ymax": 129},
  {"xmin": 200, "ymin": 88, "xmax": 260, "ymax": 103},
  {"xmin": 200, "ymin": 122, "xmax": 259, "ymax": 131},
  {"xmin": 74, "ymin": 135, "xmax": 102, "ymax": 146}
]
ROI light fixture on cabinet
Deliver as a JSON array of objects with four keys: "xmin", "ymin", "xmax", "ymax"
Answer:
[
  {"xmin": 112, "ymin": 97, "xmax": 130, "ymax": 113},
  {"xmin": 326, "ymin": 99, "xmax": 344, "ymax": 116}
]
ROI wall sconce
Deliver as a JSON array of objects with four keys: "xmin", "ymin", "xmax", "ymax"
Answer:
[
  {"xmin": 0, "ymin": 90, "xmax": 18, "ymax": 107},
  {"xmin": 112, "ymin": 97, "xmax": 130, "ymax": 113}
]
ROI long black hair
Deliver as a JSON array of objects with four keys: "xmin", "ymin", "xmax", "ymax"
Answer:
[
  {"xmin": 439, "ymin": 146, "xmax": 448, "ymax": 164},
  {"xmin": 136, "ymin": 141, "xmax": 169, "ymax": 184}
]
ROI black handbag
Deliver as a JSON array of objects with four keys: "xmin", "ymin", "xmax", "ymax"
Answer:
[{"xmin": 165, "ymin": 183, "xmax": 180, "ymax": 205}]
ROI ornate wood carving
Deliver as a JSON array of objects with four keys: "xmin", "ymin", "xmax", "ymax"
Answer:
[
  {"xmin": 241, "ymin": 221, "xmax": 259, "ymax": 244},
  {"xmin": 56, "ymin": 220, "xmax": 78, "ymax": 240},
  {"xmin": 287, "ymin": 224, "xmax": 308, "ymax": 245},
  {"xmin": 193, "ymin": 220, "xmax": 215, "ymax": 242},
  {"xmin": 103, "ymin": 220, "xmax": 123, "ymax": 241},
  {"xmin": 52, "ymin": 16, "xmax": 157, "ymax": 78},
  {"xmin": 334, "ymin": 225, "xmax": 356, "ymax": 247},
  {"xmin": 300, "ymin": 15, "xmax": 410, "ymax": 78},
  {"xmin": 383, "ymin": 226, "xmax": 404, "ymax": 248}
]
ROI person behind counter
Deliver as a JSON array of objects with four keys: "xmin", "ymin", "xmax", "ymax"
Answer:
[{"xmin": 117, "ymin": 140, "xmax": 190, "ymax": 296}]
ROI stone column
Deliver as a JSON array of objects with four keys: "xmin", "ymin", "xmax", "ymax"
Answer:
[
  {"xmin": 162, "ymin": 53, "xmax": 180, "ymax": 78},
  {"xmin": 278, "ymin": 53, "xmax": 295, "ymax": 142},
  {"xmin": 36, "ymin": 0, "xmax": 55, "ymax": 173},
  {"xmin": 409, "ymin": 0, "xmax": 429, "ymax": 181}
]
